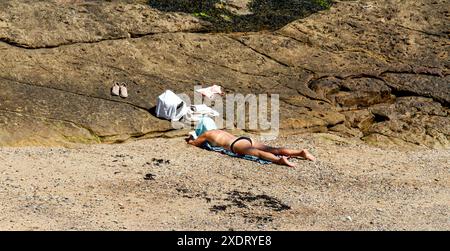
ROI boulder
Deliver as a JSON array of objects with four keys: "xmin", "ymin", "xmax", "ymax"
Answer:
[{"xmin": 0, "ymin": 0, "xmax": 448, "ymax": 148}]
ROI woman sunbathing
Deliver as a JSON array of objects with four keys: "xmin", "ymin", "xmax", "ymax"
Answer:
[{"xmin": 186, "ymin": 130, "xmax": 316, "ymax": 167}]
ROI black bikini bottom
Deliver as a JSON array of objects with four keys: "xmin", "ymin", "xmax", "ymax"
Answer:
[{"xmin": 230, "ymin": 137, "xmax": 253, "ymax": 153}]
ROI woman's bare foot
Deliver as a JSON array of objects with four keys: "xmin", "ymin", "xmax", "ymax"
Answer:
[
  {"xmin": 278, "ymin": 156, "xmax": 297, "ymax": 167},
  {"xmin": 299, "ymin": 149, "xmax": 316, "ymax": 161}
]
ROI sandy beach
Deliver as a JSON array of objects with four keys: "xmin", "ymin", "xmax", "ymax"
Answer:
[
  {"xmin": 0, "ymin": 0, "xmax": 448, "ymax": 234},
  {"xmin": 0, "ymin": 133, "xmax": 448, "ymax": 230}
]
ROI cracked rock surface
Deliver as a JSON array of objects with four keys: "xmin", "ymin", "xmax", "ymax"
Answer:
[{"xmin": 0, "ymin": 0, "xmax": 448, "ymax": 148}]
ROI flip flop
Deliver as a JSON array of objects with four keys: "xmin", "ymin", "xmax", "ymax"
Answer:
[
  {"xmin": 111, "ymin": 82, "xmax": 120, "ymax": 96},
  {"xmin": 119, "ymin": 83, "xmax": 128, "ymax": 98}
]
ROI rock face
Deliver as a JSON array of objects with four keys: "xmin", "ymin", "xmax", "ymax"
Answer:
[{"xmin": 0, "ymin": 0, "xmax": 448, "ymax": 148}]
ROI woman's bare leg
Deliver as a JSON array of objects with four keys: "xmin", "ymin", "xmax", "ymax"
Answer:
[
  {"xmin": 233, "ymin": 145, "xmax": 297, "ymax": 167},
  {"xmin": 253, "ymin": 142, "xmax": 316, "ymax": 161}
]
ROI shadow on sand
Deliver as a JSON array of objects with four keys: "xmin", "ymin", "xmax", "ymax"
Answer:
[{"xmin": 148, "ymin": 0, "xmax": 333, "ymax": 32}]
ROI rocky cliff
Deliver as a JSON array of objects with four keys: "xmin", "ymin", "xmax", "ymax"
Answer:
[{"xmin": 0, "ymin": 0, "xmax": 448, "ymax": 147}]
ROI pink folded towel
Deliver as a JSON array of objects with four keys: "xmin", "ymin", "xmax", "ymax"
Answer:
[{"xmin": 196, "ymin": 85, "xmax": 224, "ymax": 99}]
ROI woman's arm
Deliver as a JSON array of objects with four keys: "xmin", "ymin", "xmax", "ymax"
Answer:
[{"xmin": 187, "ymin": 132, "xmax": 209, "ymax": 147}]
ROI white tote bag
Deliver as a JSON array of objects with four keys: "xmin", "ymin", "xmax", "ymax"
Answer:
[{"xmin": 155, "ymin": 90, "xmax": 187, "ymax": 121}]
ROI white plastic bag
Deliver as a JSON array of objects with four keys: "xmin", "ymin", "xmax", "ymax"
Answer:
[{"xmin": 155, "ymin": 90, "xmax": 187, "ymax": 121}]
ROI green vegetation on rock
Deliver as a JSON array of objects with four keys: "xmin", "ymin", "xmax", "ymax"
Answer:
[{"xmin": 148, "ymin": 0, "xmax": 334, "ymax": 32}]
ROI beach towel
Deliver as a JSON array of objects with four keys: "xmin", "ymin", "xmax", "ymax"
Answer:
[
  {"xmin": 184, "ymin": 104, "xmax": 220, "ymax": 123},
  {"xmin": 202, "ymin": 142, "xmax": 272, "ymax": 165}
]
